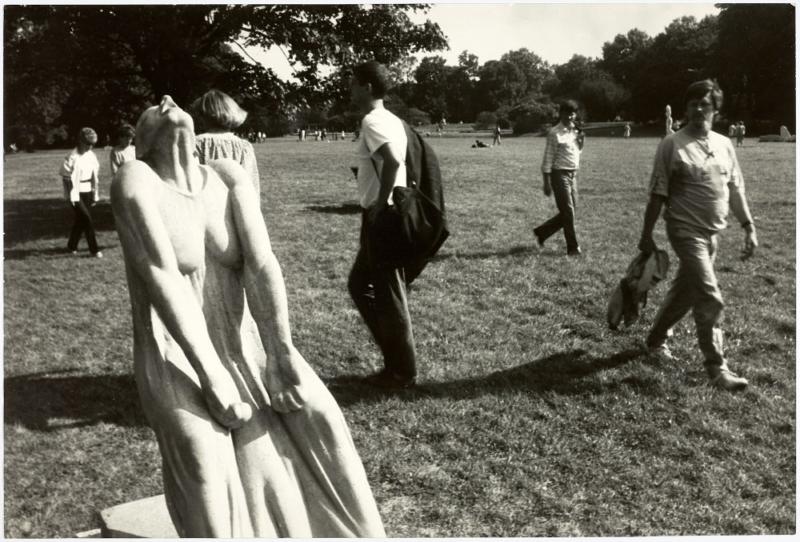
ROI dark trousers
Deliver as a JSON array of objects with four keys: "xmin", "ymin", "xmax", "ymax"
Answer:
[
  {"xmin": 534, "ymin": 169, "xmax": 579, "ymax": 251},
  {"xmin": 68, "ymin": 192, "xmax": 99, "ymax": 254},
  {"xmin": 348, "ymin": 214, "xmax": 417, "ymax": 378}
]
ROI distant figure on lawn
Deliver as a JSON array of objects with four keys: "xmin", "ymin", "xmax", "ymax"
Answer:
[
  {"xmin": 348, "ymin": 60, "xmax": 418, "ymax": 389},
  {"xmin": 623, "ymin": 123, "xmax": 631, "ymax": 138},
  {"xmin": 534, "ymin": 99, "xmax": 585, "ymax": 256},
  {"xmin": 638, "ymin": 79, "xmax": 757, "ymax": 391},
  {"xmin": 193, "ymin": 89, "xmax": 261, "ymax": 194},
  {"xmin": 109, "ymin": 123, "xmax": 136, "ymax": 176},
  {"xmin": 60, "ymin": 127, "xmax": 102, "ymax": 258},
  {"xmin": 472, "ymin": 139, "xmax": 489, "ymax": 148},
  {"xmin": 492, "ymin": 122, "xmax": 502, "ymax": 146},
  {"xmin": 736, "ymin": 121, "xmax": 746, "ymax": 147},
  {"xmin": 111, "ymin": 95, "xmax": 385, "ymax": 537}
]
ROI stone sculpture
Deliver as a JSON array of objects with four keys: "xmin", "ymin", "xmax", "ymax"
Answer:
[{"xmin": 111, "ymin": 95, "xmax": 385, "ymax": 538}]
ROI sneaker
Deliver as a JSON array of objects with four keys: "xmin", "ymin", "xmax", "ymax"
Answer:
[
  {"xmin": 646, "ymin": 343, "xmax": 675, "ymax": 362},
  {"xmin": 709, "ymin": 367, "xmax": 748, "ymax": 392},
  {"xmin": 70, "ymin": 250, "xmax": 79, "ymax": 256},
  {"xmin": 364, "ymin": 369, "xmax": 416, "ymax": 390},
  {"xmin": 567, "ymin": 247, "xmax": 582, "ymax": 256},
  {"xmin": 93, "ymin": 251, "xmax": 103, "ymax": 259}
]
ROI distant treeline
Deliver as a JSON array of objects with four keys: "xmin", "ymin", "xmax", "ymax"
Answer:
[{"xmin": 4, "ymin": 4, "xmax": 794, "ymax": 149}]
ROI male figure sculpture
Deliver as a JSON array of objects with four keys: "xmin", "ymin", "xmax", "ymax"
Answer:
[{"xmin": 111, "ymin": 95, "xmax": 385, "ymax": 537}]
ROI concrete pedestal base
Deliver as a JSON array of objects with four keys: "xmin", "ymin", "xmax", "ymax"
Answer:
[{"xmin": 99, "ymin": 494, "xmax": 178, "ymax": 538}]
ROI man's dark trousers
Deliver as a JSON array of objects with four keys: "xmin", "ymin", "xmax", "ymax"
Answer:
[
  {"xmin": 534, "ymin": 169, "xmax": 579, "ymax": 251},
  {"xmin": 348, "ymin": 213, "xmax": 417, "ymax": 379}
]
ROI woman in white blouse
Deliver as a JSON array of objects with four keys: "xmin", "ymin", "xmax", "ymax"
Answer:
[
  {"xmin": 193, "ymin": 90, "xmax": 261, "ymax": 194},
  {"xmin": 60, "ymin": 127, "xmax": 102, "ymax": 257}
]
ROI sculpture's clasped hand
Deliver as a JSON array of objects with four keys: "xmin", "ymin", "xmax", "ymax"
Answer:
[{"xmin": 264, "ymin": 347, "xmax": 309, "ymax": 413}]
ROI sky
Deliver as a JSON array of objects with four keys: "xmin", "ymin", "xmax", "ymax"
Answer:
[{"xmin": 245, "ymin": 2, "xmax": 719, "ymax": 80}]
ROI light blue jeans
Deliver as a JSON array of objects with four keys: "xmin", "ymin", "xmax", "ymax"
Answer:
[{"xmin": 647, "ymin": 222, "xmax": 726, "ymax": 373}]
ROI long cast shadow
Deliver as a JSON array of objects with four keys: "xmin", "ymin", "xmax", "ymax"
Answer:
[
  {"xmin": 4, "ymin": 198, "xmax": 116, "ymax": 246},
  {"xmin": 5, "ymin": 372, "xmax": 146, "ymax": 431},
  {"xmin": 305, "ymin": 203, "xmax": 363, "ymax": 215},
  {"xmin": 326, "ymin": 348, "xmax": 645, "ymax": 407}
]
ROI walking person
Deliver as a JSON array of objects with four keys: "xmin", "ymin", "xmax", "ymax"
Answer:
[
  {"xmin": 638, "ymin": 80, "xmax": 757, "ymax": 391},
  {"xmin": 109, "ymin": 123, "xmax": 136, "ymax": 176},
  {"xmin": 736, "ymin": 121, "xmax": 746, "ymax": 147},
  {"xmin": 60, "ymin": 127, "xmax": 102, "ymax": 257},
  {"xmin": 492, "ymin": 122, "xmax": 502, "ymax": 146},
  {"xmin": 193, "ymin": 89, "xmax": 261, "ymax": 194},
  {"xmin": 623, "ymin": 122, "xmax": 631, "ymax": 138},
  {"xmin": 533, "ymin": 99, "xmax": 585, "ymax": 256},
  {"xmin": 347, "ymin": 60, "xmax": 417, "ymax": 389}
]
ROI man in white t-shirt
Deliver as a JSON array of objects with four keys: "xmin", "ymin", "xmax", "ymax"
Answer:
[{"xmin": 347, "ymin": 60, "xmax": 416, "ymax": 389}]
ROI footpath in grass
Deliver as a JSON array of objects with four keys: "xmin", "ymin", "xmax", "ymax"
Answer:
[{"xmin": 3, "ymin": 136, "xmax": 795, "ymax": 536}]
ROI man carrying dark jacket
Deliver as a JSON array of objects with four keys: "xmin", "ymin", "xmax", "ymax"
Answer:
[{"xmin": 347, "ymin": 60, "xmax": 417, "ymax": 389}]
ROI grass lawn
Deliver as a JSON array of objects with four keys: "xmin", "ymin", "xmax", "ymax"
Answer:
[{"xmin": 3, "ymin": 135, "xmax": 795, "ymax": 537}]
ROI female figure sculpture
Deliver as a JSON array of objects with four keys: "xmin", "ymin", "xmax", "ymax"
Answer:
[{"xmin": 111, "ymin": 95, "xmax": 385, "ymax": 537}]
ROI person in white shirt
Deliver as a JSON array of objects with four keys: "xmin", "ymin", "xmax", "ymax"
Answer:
[
  {"xmin": 60, "ymin": 127, "xmax": 102, "ymax": 257},
  {"xmin": 534, "ymin": 100, "xmax": 585, "ymax": 256},
  {"xmin": 347, "ymin": 60, "xmax": 417, "ymax": 389},
  {"xmin": 638, "ymin": 80, "xmax": 757, "ymax": 391},
  {"xmin": 109, "ymin": 123, "xmax": 136, "ymax": 176}
]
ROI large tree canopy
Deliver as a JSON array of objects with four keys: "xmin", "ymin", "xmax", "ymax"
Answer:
[{"xmin": 4, "ymin": 4, "xmax": 447, "ymax": 145}]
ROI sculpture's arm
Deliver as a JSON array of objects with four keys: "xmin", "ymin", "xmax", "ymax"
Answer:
[
  {"xmin": 110, "ymin": 161, "xmax": 252, "ymax": 428},
  {"xmin": 210, "ymin": 159, "xmax": 307, "ymax": 413}
]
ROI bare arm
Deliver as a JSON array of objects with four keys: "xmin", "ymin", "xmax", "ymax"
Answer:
[
  {"xmin": 216, "ymin": 160, "xmax": 307, "ymax": 412},
  {"xmin": 638, "ymin": 194, "xmax": 666, "ymax": 254},
  {"xmin": 729, "ymin": 183, "xmax": 758, "ymax": 259},
  {"xmin": 367, "ymin": 142, "xmax": 402, "ymax": 222},
  {"xmin": 111, "ymin": 163, "xmax": 251, "ymax": 428}
]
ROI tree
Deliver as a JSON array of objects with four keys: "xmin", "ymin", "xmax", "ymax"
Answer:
[
  {"xmin": 601, "ymin": 29, "xmax": 653, "ymax": 87},
  {"xmin": 500, "ymin": 48, "xmax": 551, "ymax": 96},
  {"xmin": 457, "ymin": 50, "xmax": 480, "ymax": 79},
  {"xmin": 413, "ymin": 56, "xmax": 450, "ymax": 121},
  {"xmin": 716, "ymin": 4, "xmax": 795, "ymax": 128},
  {"xmin": 4, "ymin": 4, "xmax": 447, "ymax": 145}
]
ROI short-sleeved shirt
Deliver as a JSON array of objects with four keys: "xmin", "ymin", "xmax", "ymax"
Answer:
[
  {"xmin": 195, "ymin": 132, "xmax": 260, "ymax": 193},
  {"xmin": 356, "ymin": 107, "xmax": 407, "ymax": 209},
  {"xmin": 60, "ymin": 148, "xmax": 99, "ymax": 201},
  {"xmin": 110, "ymin": 145, "xmax": 136, "ymax": 175},
  {"xmin": 541, "ymin": 122, "xmax": 581, "ymax": 173},
  {"xmin": 649, "ymin": 129, "xmax": 743, "ymax": 234}
]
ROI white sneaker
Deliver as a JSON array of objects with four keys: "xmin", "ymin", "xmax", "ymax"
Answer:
[
  {"xmin": 709, "ymin": 367, "xmax": 748, "ymax": 392},
  {"xmin": 647, "ymin": 343, "xmax": 675, "ymax": 362},
  {"xmin": 94, "ymin": 251, "xmax": 103, "ymax": 259}
]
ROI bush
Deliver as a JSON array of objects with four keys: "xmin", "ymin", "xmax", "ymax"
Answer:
[
  {"xmin": 508, "ymin": 100, "xmax": 558, "ymax": 135},
  {"xmin": 473, "ymin": 111, "xmax": 498, "ymax": 130},
  {"xmin": 406, "ymin": 108, "xmax": 431, "ymax": 126}
]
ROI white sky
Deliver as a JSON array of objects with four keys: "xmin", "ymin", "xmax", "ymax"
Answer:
[{"xmin": 245, "ymin": 2, "xmax": 719, "ymax": 80}]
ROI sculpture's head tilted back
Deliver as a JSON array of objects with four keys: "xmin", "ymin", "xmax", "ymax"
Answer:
[{"xmin": 135, "ymin": 95, "xmax": 195, "ymax": 161}]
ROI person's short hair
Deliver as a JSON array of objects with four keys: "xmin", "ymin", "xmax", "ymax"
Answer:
[
  {"xmin": 352, "ymin": 61, "xmax": 391, "ymax": 99},
  {"xmin": 559, "ymin": 100, "xmax": 580, "ymax": 114},
  {"xmin": 79, "ymin": 127, "xmax": 98, "ymax": 145},
  {"xmin": 684, "ymin": 79, "xmax": 723, "ymax": 111},
  {"xmin": 193, "ymin": 89, "xmax": 248, "ymax": 131},
  {"xmin": 115, "ymin": 123, "xmax": 135, "ymax": 141}
]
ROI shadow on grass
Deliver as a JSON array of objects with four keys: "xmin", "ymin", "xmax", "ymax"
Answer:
[
  {"xmin": 305, "ymin": 203, "xmax": 362, "ymax": 215},
  {"xmin": 3, "ymin": 198, "xmax": 116, "ymax": 246},
  {"xmin": 5, "ymin": 372, "xmax": 146, "ymax": 430},
  {"xmin": 326, "ymin": 348, "xmax": 645, "ymax": 406}
]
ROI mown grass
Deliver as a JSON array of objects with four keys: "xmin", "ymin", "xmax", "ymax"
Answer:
[{"xmin": 3, "ymin": 135, "xmax": 795, "ymax": 537}]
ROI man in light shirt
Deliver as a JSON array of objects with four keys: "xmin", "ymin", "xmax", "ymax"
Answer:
[
  {"xmin": 534, "ymin": 100, "xmax": 585, "ymax": 256},
  {"xmin": 347, "ymin": 60, "xmax": 416, "ymax": 389},
  {"xmin": 638, "ymin": 80, "xmax": 757, "ymax": 391}
]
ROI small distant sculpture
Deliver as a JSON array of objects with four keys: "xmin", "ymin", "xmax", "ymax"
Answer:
[
  {"xmin": 111, "ymin": 95, "xmax": 385, "ymax": 538},
  {"xmin": 759, "ymin": 125, "xmax": 796, "ymax": 143},
  {"xmin": 665, "ymin": 105, "xmax": 674, "ymax": 136}
]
